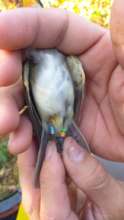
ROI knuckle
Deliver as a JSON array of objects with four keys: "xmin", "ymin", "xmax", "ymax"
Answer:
[{"xmin": 56, "ymin": 10, "xmax": 69, "ymax": 47}]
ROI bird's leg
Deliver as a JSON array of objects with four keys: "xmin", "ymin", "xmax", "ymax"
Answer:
[{"xmin": 34, "ymin": 128, "xmax": 48, "ymax": 187}]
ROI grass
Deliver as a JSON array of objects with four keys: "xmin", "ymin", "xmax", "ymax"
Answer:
[
  {"xmin": 0, "ymin": 138, "xmax": 19, "ymax": 200},
  {"xmin": 0, "ymin": 138, "xmax": 11, "ymax": 169}
]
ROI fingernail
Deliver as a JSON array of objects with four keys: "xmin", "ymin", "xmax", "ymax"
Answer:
[
  {"xmin": 45, "ymin": 141, "xmax": 55, "ymax": 160},
  {"xmin": 66, "ymin": 138, "xmax": 85, "ymax": 162}
]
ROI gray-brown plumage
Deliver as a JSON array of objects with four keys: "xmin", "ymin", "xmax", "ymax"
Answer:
[{"xmin": 23, "ymin": 49, "xmax": 90, "ymax": 187}]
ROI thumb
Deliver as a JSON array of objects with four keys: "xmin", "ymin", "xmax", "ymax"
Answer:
[{"xmin": 63, "ymin": 137, "xmax": 124, "ymax": 215}]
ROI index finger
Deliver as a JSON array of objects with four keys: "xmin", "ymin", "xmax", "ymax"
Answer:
[{"xmin": 0, "ymin": 8, "xmax": 104, "ymax": 54}]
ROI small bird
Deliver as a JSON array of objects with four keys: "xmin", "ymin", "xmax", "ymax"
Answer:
[
  {"xmin": 30, "ymin": 49, "xmax": 75, "ymax": 133},
  {"xmin": 23, "ymin": 48, "xmax": 90, "ymax": 187}
]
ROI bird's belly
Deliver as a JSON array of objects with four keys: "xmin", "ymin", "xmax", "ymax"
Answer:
[
  {"xmin": 32, "ymin": 78, "xmax": 74, "ymax": 119},
  {"xmin": 30, "ymin": 49, "xmax": 75, "ymax": 123}
]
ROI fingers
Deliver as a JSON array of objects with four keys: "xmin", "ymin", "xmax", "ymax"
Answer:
[
  {"xmin": 0, "ymin": 50, "xmax": 26, "ymax": 140},
  {"xmin": 8, "ymin": 116, "xmax": 32, "ymax": 154},
  {"xmin": 0, "ymin": 48, "xmax": 25, "ymax": 138},
  {"xmin": 0, "ymin": 8, "xmax": 104, "ymax": 54},
  {"xmin": 0, "ymin": 50, "xmax": 22, "ymax": 86},
  {"xmin": 0, "ymin": 85, "xmax": 31, "ymax": 153},
  {"xmin": 18, "ymin": 143, "xmax": 40, "ymax": 220},
  {"xmin": 0, "ymin": 48, "xmax": 24, "ymax": 135},
  {"xmin": 40, "ymin": 142, "xmax": 77, "ymax": 220},
  {"xmin": 111, "ymin": 0, "xmax": 124, "ymax": 67},
  {"xmin": 63, "ymin": 137, "xmax": 124, "ymax": 217}
]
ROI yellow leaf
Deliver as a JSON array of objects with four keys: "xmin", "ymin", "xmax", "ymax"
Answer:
[
  {"xmin": 73, "ymin": 4, "xmax": 81, "ymax": 14},
  {"xmin": 22, "ymin": 0, "xmax": 37, "ymax": 7}
]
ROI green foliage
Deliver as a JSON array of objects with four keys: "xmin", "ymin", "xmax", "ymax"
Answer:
[{"xmin": 0, "ymin": 138, "xmax": 11, "ymax": 168}]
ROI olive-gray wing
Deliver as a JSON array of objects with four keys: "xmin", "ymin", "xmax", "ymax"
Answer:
[
  {"xmin": 66, "ymin": 56, "xmax": 85, "ymax": 125},
  {"xmin": 23, "ymin": 61, "xmax": 42, "ymax": 143}
]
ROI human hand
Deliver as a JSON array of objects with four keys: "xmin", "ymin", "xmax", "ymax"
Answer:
[
  {"xmin": 0, "ymin": 7, "xmax": 123, "ymax": 161},
  {"xmin": 17, "ymin": 137, "xmax": 124, "ymax": 220}
]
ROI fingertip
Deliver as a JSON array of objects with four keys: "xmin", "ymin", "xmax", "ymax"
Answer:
[
  {"xmin": 63, "ymin": 137, "xmax": 87, "ymax": 163},
  {"xmin": 64, "ymin": 136, "xmax": 76, "ymax": 149},
  {"xmin": 8, "ymin": 116, "xmax": 33, "ymax": 154},
  {"xmin": 0, "ymin": 96, "xmax": 20, "ymax": 136},
  {"xmin": 40, "ymin": 142, "xmax": 65, "ymax": 184},
  {"xmin": 63, "ymin": 137, "xmax": 77, "ymax": 156}
]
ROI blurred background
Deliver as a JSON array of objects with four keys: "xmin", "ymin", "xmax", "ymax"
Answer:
[{"xmin": 0, "ymin": 0, "xmax": 112, "ymax": 27}]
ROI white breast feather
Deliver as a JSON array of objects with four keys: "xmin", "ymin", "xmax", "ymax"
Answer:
[{"xmin": 31, "ymin": 50, "xmax": 74, "ymax": 120}]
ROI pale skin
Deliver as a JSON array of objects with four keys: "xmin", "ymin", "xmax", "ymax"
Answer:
[{"xmin": 0, "ymin": 0, "xmax": 124, "ymax": 219}]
